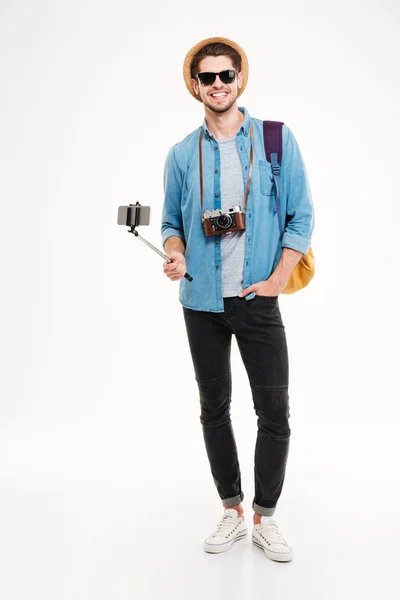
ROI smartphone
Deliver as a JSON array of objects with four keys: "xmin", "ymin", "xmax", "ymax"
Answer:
[{"xmin": 117, "ymin": 205, "xmax": 150, "ymax": 227}]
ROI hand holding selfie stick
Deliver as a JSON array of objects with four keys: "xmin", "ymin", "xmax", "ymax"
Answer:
[
  {"xmin": 129, "ymin": 227, "xmax": 193, "ymax": 282},
  {"xmin": 117, "ymin": 202, "xmax": 193, "ymax": 282}
]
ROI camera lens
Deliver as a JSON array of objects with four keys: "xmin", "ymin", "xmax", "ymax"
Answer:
[{"xmin": 217, "ymin": 213, "xmax": 232, "ymax": 229}]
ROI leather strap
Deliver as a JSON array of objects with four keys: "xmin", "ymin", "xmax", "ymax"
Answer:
[
  {"xmin": 243, "ymin": 125, "xmax": 253, "ymax": 210},
  {"xmin": 199, "ymin": 129, "xmax": 204, "ymax": 213},
  {"xmin": 199, "ymin": 124, "xmax": 254, "ymax": 216}
]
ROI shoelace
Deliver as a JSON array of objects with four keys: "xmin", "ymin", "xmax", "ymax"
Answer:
[
  {"xmin": 257, "ymin": 522, "xmax": 289, "ymax": 546},
  {"xmin": 211, "ymin": 514, "xmax": 240, "ymax": 538}
]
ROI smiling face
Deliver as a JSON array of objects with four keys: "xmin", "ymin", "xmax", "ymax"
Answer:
[{"xmin": 191, "ymin": 55, "xmax": 243, "ymax": 114}]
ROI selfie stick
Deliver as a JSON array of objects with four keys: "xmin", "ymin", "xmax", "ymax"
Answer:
[{"xmin": 128, "ymin": 205, "xmax": 193, "ymax": 282}]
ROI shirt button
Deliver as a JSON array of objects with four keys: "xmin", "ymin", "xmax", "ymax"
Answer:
[
  {"xmin": 216, "ymin": 265, "xmax": 220, "ymax": 269},
  {"xmin": 215, "ymin": 241, "xmax": 219, "ymax": 245},
  {"xmin": 214, "ymin": 146, "xmax": 218, "ymax": 150},
  {"xmin": 215, "ymin": 193, "xmax": 219, "ymax": 198},
  {"xmin": 215, "ymin": 169, "xmax": 219, "ymax": 174}
]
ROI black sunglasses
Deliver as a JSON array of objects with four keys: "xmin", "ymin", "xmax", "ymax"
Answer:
[{"xmin": 197, "ymin": 69, "xmax": 237, "ymax": 86}]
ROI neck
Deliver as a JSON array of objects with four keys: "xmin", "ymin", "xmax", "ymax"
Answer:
[{"xmin": 204, "ymin": 104, "xmax": 244, "ymax": 140}]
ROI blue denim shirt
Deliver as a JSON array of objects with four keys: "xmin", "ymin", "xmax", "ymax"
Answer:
[{"xmin": 161, "ymin": 106, "xmax": 314, "ymax": 312}]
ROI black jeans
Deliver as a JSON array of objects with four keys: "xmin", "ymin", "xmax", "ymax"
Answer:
[{"xmin": 183, "ymin": 295, "xmax": 290, "ymax": 517}]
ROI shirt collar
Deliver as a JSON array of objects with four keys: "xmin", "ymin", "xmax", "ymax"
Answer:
[{"xmin": 202, "ymin": 106, "xmax": 251, "ymax": 139}]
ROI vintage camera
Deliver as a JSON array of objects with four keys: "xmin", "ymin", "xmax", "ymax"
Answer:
[{"xmin": 202, "ymin": 206, "xmax": 246, "ymax": 237}]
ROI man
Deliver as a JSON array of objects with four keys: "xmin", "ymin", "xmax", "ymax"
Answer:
[{"xmin": 161, "ymin": 36, "xmax": 314, "ymax": 562}]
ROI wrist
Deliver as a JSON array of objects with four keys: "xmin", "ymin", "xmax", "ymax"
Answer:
[
  {"xmin": 269, "ymin": 270, "xmax": 286, "ymax": 289},
  {"xmin": 164, "ymin": 236, "xmax": 186, "ymax": 256}
]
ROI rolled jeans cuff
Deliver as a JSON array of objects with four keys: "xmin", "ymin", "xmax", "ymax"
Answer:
[
  {"xmin": 222, "ymin": 492, "xmax": 244, "ymax": 508},
  {"xmin": 252, "ymin": 502, "xmax": 276, "ymax": 516}
]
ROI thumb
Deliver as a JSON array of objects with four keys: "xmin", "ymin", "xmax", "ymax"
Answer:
[{"xmin": 238, "ymin": 285, "xmax": 255, "ymax": 298}]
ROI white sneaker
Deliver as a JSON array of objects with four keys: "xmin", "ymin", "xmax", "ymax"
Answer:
[
  {"xmin": 252, "ymin": 517, "xmax": 293, "ymax": 562},
  {"xmin": 204, "ymin": 508, "xmax": 248, "ymax": 553}
]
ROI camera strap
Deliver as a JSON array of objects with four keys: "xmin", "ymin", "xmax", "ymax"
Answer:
[{"xmin": 199, "ymin": 123, "xmax": 254, "ymax": 216}]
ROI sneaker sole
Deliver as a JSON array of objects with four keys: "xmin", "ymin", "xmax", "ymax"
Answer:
[
  {"xmin": 252, "ymin": 536, "xmax": 293, "ymax": 562},
  {"xmin": 204, "ymin": 529, "xmax": 248, "ymax": 554}
]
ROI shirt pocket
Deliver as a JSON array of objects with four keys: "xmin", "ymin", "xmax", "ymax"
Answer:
[{"xmin": 259, "ymin": 160, "xmax": 276, "ymax": 196}]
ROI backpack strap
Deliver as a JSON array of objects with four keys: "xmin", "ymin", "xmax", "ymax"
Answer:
[{"xmin": 263, "ymin": 120, "xmax": 284, "ymax": 237}]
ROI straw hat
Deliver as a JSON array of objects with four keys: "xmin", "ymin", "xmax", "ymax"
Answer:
[{"xmin": 183, "ymin": 36, "xmax": 249, "ymax": 102}]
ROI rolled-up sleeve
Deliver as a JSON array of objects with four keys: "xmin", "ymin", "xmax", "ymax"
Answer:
[
  {"xmin": 281, "ymin": 127, "xmax": 315, "ymax": 254},
  {"xmin": 161, "ymin": 145, "xmax": 186, "ymax": 249}
]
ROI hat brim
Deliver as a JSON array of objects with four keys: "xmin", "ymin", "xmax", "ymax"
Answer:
[{"xmin": 183, "ymin": 36, "xmax": 249, "ymax": 102}]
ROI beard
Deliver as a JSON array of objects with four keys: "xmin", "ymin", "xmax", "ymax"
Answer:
[{"xmin": 202, "ymin": 88, "xmax": 238, "ymax": 114}]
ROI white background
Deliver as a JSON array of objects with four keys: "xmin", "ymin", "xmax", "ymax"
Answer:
[{"xmin": 1, "ymin": 0, "xmax": 399, "ymax": 598}]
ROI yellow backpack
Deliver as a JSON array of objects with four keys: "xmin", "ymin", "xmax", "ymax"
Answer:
[{"xmin": 282, "ymin": 247, "xmax": 315, "ymax": 294}]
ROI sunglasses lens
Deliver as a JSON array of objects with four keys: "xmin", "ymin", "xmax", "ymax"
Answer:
[
  {"xmin": 197, "ymin": 70, "xmax": 236, "ymax": 86},
  {"xmin": 219, "ymin": 70, "xmax": 236, "ymax": 84},
  {"xmin": 198, "ymin": 72, "xmax": 216, "ymax": 86}
]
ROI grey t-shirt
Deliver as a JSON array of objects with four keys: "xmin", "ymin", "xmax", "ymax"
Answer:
[{"xmin": 218, "ymin": 135, "xmax": 246, "ymax": 297}]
